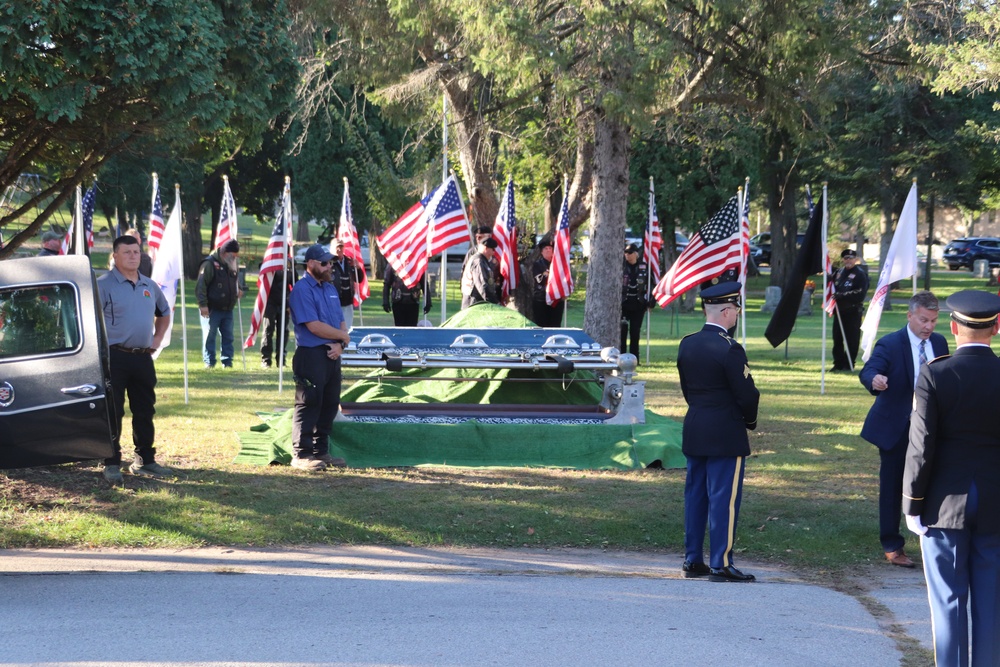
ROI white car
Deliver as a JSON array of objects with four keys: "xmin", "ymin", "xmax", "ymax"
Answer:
[{"xmin": 295, "ymin": 233, "xmax": 371, "ymax": 267}]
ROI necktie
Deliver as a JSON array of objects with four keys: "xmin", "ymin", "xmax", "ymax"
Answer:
[{"xmin": 919, "ymin": 339, "xmax": 927, "ymax": 366}]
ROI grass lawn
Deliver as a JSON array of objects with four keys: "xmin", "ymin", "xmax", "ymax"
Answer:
[{"xmin": 2, "ymin": 231, "xmax": 997, "ymax": 579}]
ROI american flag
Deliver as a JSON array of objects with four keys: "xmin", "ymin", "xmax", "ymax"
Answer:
[
  {"xmin": 739, "ymin": 184, "xmax": 751, "ymax": 283},
  {"xmin": 426, "ymin": 174, "xmax": 470, "ymax": 257},
  {"xmin": 378, "ymin": 174, "xmax": 470, "ymax": 289},
  {"xmin": 546, "ymin": 186, "xmax": 574, "ymax": 306},
  {"xmin": 644, "ymin": 180, "xmax": 663, "ymax": 291},
  {"xmin": 337, "ymin": 179, "xmax": 369, "ymax": 306},
  {"xmin": 214, "ymin": 176, "xmax": 238, "ymax": 251},
  {"xmin": 492, "ymin": 178, "xmax": 519, "ymax": 300},
  {"xmin": 62, "ymin": 183, "xmax": 96, "ymax": 254},
  {"xmin": 653, "ymin": 196, "xmax": 742, "ymax": 308},
  {"xmin": 812, "ymin": 187, "xmax": 837, "ymax": 316},
  {"xmin": 245, "ymin": 183, "xmax": 292, "ymax": 348},
  {"xmin": 147, "ymin": 174, "xmax": 165, "ymax": 259}
]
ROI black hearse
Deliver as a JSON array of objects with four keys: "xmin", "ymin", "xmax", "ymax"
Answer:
[{"xmin": 0, "ymin": 255, "xmax": 115, "ymax": 468}]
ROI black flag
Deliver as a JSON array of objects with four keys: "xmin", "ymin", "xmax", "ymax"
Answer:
[{"xmin": 764, "ymin": 193, "xmax": 825, "ymax": 347}]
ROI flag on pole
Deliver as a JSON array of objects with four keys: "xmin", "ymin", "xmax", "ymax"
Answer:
[
  {"xmin": 546, "ymin": 184, "xmax": 574, "ymax": 306},
  {"xmin": 763, "ymin": 190, "xmax": 826, "ymax": 347},
  {"xmin": 738, "ymin": 184, "xmax": 751, "ymax": 284},
  {"xmin": 214, "ymin": 176, "xmax": 238, "ymax": 251},
  {"xmin": 151, "ymin": 185, "xmax": 184, "ymax": 355},
  {"xmin": 147, "ymin": 174, "xmax": 166, "ymax": 259},
  {"xmin": 644, "ymin": 181, "xmax": 663, "ymax": 288},
  {"xmin": 82, "ymin": 183, "xmax": 95, "ymax": 250},
  {"xmin": 809, "ymin": 186, "xmax": 837, "ymax": 315},
  {"xmin": 245, "ymin": 183, "xmax": 292, "ymax": 348},
  {"xmin": 653, "ymin": 196, "xmax": 742, "ymax": 308},
  {"xmin": 426, "ymin": 173, "xmax": 470, "ymax": 257},
  {"xmin": 859, "ymin": 181, "xmax": 919, "ymax": 362},
  {"xmin": 337, "ymin": 179, "xmax": 369, "ymax": 306},
  {"xmin": 378, "ymin": 174, "xmax": 470, "ymax": 289},
  {"xmin": 492, "ymin": 178, "xmax": 519, "ymax": 300}
]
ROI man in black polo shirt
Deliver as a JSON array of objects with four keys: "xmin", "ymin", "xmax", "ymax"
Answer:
[{"xmin": 96, "ymin": 235, "xmax": 173, "ymax": 484}]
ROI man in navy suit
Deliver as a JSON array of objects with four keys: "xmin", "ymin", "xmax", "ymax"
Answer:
[
  {"xmin": 860, "ymin": 291, "xmax": 948, "ymax": 568},
  {"xmin": 677, "ymin": 282, "xmax": 760, "ymax": 582},
  {"xmin": 904, "ymin": 290, "xmax": 1000, "ymax": 667}
]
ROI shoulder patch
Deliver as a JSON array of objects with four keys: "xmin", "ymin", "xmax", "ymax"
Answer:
[
  {"xmin": 927, "ymin": 354, "xmax": 950, "ymax": 365},
  {"xmin": 717, "ymin": 331, "xmax": 735, "ymax": 345}
]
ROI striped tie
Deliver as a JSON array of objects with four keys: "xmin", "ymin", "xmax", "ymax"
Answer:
[{"xmin": 919, "ymin": 339, "xmax": 927, "ymax": 366}]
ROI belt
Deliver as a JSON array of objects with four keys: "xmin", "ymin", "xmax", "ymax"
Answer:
[{"xmin": 111, "ymin": 344, "xmax": 156, "ymax": 355}]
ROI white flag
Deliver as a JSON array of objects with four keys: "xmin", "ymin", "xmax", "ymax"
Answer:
[
  {"xmin": 150, "ymin": 187, "xmax": 184, "ymax": 356},
  {"xmin": 859, "ymin": 181, "xmax": 919, "ymax": 362}
]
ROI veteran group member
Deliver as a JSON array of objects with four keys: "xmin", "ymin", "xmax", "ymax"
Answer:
[
  {"xmin": 859, "ymin": 291, "xmax": 948, "ymax": 569},
  {"xmin": 620, "ymin": 243, "xmax": 649, "ymax": 358},
  {"xmin": 330, "ymin": 239, "xmax": 364, "ymax": 330},
  {"xmin": 460, "ymin": 236, "xmax": 500, "ymax": 309},
  {"xmin": 288, "ymin": 244, "xmax": 351, "ymax": 472},
  {"xmin": 830, "ymin": 248, "xmax": 869, "ymax": 371},
  {"xmin": 531, "ymin": 238, "xmax": 563, "ymax": 327},
  {"xmin": 382, "ymin": 264, "xmax": 431, "ymax": 326},
  {"xmin": 195, "ymin": 239, "xmax": 242, "ymax": 368},
  {"xmin": 676, "ymin": 282, "xmax": 760, "ymax": 583},
  {"xmin": 904, "ymin": 290, "xmax": 1000, "ymax": 667},
  {"xmin": 96, "ymin": 235, "xmax": 173, "ymax": 484}
]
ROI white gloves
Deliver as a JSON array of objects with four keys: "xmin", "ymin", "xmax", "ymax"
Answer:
[{"xmin": 905, "ymin": 514, "xmax": 928, "ymax": 536}]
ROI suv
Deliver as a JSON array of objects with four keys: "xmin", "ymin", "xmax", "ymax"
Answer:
[
  {"xmin": 942, "ymin": 237, "xmax": 1000, "ymax": 271},
  {"xmin": 750, "ymin": 232, "xmax": 806, "ymax": 266}
]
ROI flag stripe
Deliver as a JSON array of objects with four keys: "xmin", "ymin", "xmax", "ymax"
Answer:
[
  {"xmin": 245, "ymin": 184, "xmax": 291, "ymax": 348},
  {"xmin": 546, "ymin": 190, "xmax": 574, "ymax": 305}
]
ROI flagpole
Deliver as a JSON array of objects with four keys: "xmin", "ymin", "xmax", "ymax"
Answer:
[
  {"xmin": 738, "ymin": 184, "xmax": 746, "ymax": 346},
  {"xmin": 645, "ymin": 176, "xmax": 653, "ymax": 364},
  {"xmin": 821, "ymin": 183, "xmax": 829, "ymax": 394},
  {"xmin": 278, "ymin": 176, "xmax": 291, "ymax": 394},
  {"xmin": 440, "ymin": 94, "xmax": 449, "ymax": 325},
  {"xmin": 172, "ymin": 184, "xmax": 189, "ymax": 404},
  {"xmin": 74, "ymin": 184, "xmax": 84, "ymax": 256},
  {"xmin": 230, "ymin": 176, "xmax": 247, "ymax": 372}
]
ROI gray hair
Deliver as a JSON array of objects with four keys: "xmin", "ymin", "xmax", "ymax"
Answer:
[{"xmin": 909, "ymin": 291, "xmax": 939, "ymax": 313}]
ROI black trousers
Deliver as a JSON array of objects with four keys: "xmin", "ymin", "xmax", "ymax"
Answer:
[
  {"xmin": 392, "ymin": 301, "xmax": 420, "ymax": 326},
  {"xmin": 105, "ymin": 347, "xmax": 157, "ymax": 466},
  {"xmin": 260, "ymin": 313, "xmax": 289, "ymax": 366},
  {"xmin": 620, "ymin": 303, "xmax": 646, "ymax": 357},
  {"xmin": 292, "ymin": 345, "xmax": 342, "ymax": 458},
  {"xmin": 833, "ymin": 305, "xmax": 863, "ymax": 370},
  {"xmin": 532, "ymin": 300, "xmax": 564, "ymax": 327}
]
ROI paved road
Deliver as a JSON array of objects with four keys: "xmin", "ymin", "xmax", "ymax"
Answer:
[{"xmin": 0, "ymin": 547, "xmax": 932, "ymax": 667}]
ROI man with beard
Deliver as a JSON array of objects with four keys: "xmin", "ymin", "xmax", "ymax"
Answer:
[
  {"xmin": 288, "ymin": 244, "xmax": 351, "ymax": 471},
  {"xmin": 196, "ymin": 239, "xmax": 243, "ymax": 368}
]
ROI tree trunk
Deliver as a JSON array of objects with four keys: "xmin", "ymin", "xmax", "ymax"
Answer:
[
  {"xmin": 583, "ymin": 112, "xmax": 630, "ymax": 348},
  {"xmin": 440, "ymin": 74, "xmax": 498, "ymax": 229},
  {"xmin": 182, "ymin": 198, "xmax": 203, "ymax": 280},
  {"xmin": 763, "ymin": 131, "xmax": 799, "ymax": 288}
]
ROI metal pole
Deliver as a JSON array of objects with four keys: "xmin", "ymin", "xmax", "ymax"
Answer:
[
  {"xmin": 440, "ymin": 93, "xmax": 448, "ymax": 325},
  {"xmin": 278, "ymin": 176, "xmax": 291, "ymax": 393}
]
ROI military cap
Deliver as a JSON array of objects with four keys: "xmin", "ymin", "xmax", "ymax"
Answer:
[
  {"xmin": 476, "ymin": 225, "xmax": 493, "ymax": 235},
  {"xmin": 841, "ymin": 248, "xmax": 858, "ymax": 258},
  {"xmin": 41, "ymin": 230, "xmax": 61, "ymax": 243},
  {"xmin": 946, "ymin": 290, "xmax": 1000, "ymax": 329},
  {"xmin": 537, "ymin": 238, "xmax": 553, "ymax": 249},
  {"xmin": 701, "ymin": 281, "xmax": 742, "ymax": 306},
  {"xmin": 624, "ymin": 243, "xmax": 640, "ymax": 255},
  {"xmin": 483, "ymin": 237, "xmax": 498, "ymax": 249}
]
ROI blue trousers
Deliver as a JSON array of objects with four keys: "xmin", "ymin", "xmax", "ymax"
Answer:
[
  {"xmin": 878, "ymin": 440, "xmax": 908, "ymax": 554},
  {"xmin": 200, "ymin": 309, "xmax": 234, "ymax": 367},
  {"xmin": 921, "ymin": 483, "xmax": 1000, "ymax": 667},
  {"xmin": 684, "ymin": 455, "xmax": 746, "ymax": 569}
]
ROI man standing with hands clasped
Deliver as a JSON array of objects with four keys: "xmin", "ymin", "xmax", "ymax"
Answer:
[
  {"xmin": 904, "ymin": 290, "xmax": 1000, "ymax": 667},
  {"xmin": 860, "ymin": 291, "xmax": 949, "ymax": 568},
  {"xmin": 677, "ymin": 282, "xmax": 760, "ymax": 582},
  {"xmin": 288, "ymin": 244, "xmax": 351, "ymax": 472}
]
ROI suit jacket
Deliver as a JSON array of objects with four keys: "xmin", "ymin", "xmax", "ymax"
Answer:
[
  {"xmin": 859, "ymin": 327, "xmax": 948, "ymax": 450},
  {"xmin": 903, "ymin": 346, "xmax": 1000, "ymax": 533},
  {"xmin": 676, "ymin": 324, "xmax": 759, "ymax": 458}
]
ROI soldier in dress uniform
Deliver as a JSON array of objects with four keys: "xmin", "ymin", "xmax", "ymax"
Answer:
[
  {"xmin": 620, "ymin": 243, "xmax": 649, "ymax": 358},
  {"xmin": 904, "ymin": 289, "xmax": 1000, "ymax": 667},
  {"xmin": 830, "ymin": 248, "xmax": 869, "ymax": 371},
  {"xmin": 677, "ymin": 282, "xmax": 760, "ymax": 583}
]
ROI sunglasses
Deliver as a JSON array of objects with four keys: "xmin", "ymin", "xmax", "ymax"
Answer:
[{"xmin": 314, "ymin": 260, "xmax": 330, "ymax": 267}]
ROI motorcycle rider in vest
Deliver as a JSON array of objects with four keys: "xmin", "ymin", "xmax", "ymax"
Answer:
[{"xmin": 196, "ymin": 239, "xmax": 243, "ymax": 368}]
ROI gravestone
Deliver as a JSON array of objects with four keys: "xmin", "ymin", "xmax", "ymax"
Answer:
[
  {"xmin": 973, "ymin": 259, "xmax": 990, "ymax": 278},
  {"xmin": 761, "ymin": 286, "xmax": 782, "ymax": 313}
]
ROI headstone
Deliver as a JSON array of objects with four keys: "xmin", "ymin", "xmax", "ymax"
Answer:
[
  {"xmin": 761, "ymin": 286, "xmax": 782, "ymax": 313},
  {"xmin": 680, "ymin": 287, "xmax": 698, "ymax": 313},
  {"xmin": 973, "ymin": 259, "xmax": 990, "ymax": 278},
  {"xmin": 798, "ymin": 290, "xmax": 813, "ymax": 316}
]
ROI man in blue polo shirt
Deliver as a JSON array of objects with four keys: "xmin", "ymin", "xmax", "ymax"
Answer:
[{"xmin": 288, "ymin": 244, "xmax": 351, "ymax": 471}]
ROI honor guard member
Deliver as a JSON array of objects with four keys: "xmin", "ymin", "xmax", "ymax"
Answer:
[
  {"xmin": 620, "ymin": 243, "xmax": 649, "ymax": 358},
  {"xmin": 830, "ymin": 248, "xmax": 869, "ymax": 371},
  {"xmin": 904, "ymin": 290, "xmax": 1000, "ymax": 667},
  {"xmin": 677, "ymin": 282, "xmax": 760, "ymax": 582},
  {"xmin": 96, "ymin": 234, "xmax": 173, "ymax": 484}
]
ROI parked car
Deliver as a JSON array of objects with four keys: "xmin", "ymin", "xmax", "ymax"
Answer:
[
  {"xmin": 941, "ymin": 237, "xmax": 1000, "ymax": 271},
  {"xmin": 750, "ymin": 232, "xmax": 805, "ymax": 266},
  {"xmin": 295, "ymin": 233, "xmax": 372, "ymax": 268},
  {"xmin": 0, "ymin": 256, "xmax": 116, "ymax": 469}
]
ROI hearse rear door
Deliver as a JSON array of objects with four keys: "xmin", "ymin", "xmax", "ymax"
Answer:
[{"xmin": 0, "ymin": 256, "xmax": 116, "ymax": 468}]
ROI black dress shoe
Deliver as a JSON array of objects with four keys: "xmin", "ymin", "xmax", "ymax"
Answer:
[
  {"xmin": 682, "ymin": 560, "xmax": 711, "ymax": 578},
  {"xmin": 709, "ymin": 565, "xmax": 756, "ymax": 582}
]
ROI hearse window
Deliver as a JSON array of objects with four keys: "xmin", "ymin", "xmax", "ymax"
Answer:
[{"xmin": 0, "ymin": 284, "xmax": 81, "ymax": 360}]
